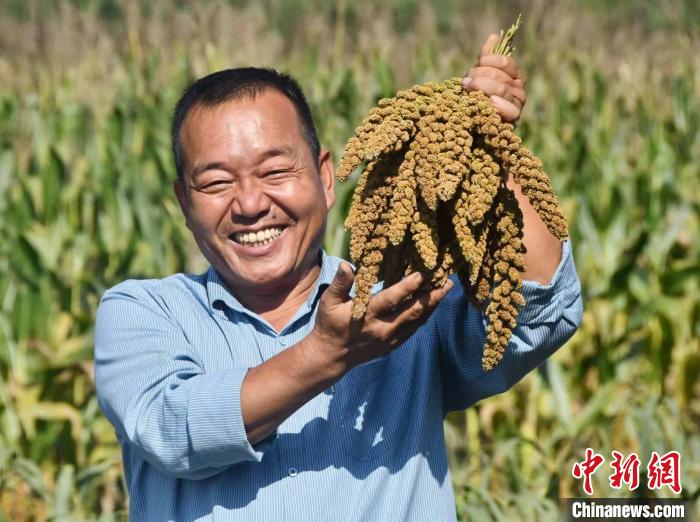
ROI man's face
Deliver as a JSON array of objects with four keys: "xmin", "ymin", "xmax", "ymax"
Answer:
[{"xmin": 174, "ymin": 89, "xmax": 335, "ymax": 296}]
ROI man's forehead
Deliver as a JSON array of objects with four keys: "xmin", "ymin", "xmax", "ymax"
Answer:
[
  {"xmin": 184, "ymin": 93, "xmax": 303, "ymax": 144},
  {"xmin": 194, "ymin": 89, "xmax": 297, "ymax": 122},
  {"xmin": 189, "ymin": 91, "xmax": 291, "ymax": 130}
]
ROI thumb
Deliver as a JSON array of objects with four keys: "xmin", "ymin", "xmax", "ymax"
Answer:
[
  {"xmin": 478, "ymin": 33, "xmax": 500, "ymax": 60},
  {"xmin": 325, "ymin": 262, "xmax": 355, "ymax": 303}
]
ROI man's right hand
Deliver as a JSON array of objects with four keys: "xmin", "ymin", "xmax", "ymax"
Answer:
[
  {"xmin": 241, "ymin": 262, "xmax": 452, "ymax": 444},
  {"xmin": 309, "ymin": 262, "xmax": 454, "ymax": 375}
]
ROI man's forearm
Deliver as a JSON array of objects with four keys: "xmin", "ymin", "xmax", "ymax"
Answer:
[
  {"xmin": 506, "ymin": 173, "xmax": 563, "ymax": 284},
  {"xmin": 240, "ymin": 332, "xmax": 345, "ymax": 444}
]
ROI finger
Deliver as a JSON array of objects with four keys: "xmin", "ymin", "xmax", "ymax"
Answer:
[
  {"xmin": 463, "ymin": 68, "xmax": 526, "ymax": 103},
  {"xmin": 385, "ymin": 279, "xmax": 454, "ymax": 325},
  {"xmin": 466, "ymin": 66, "xmax": 516, "ymax": 83},
  {"xmin": 324, "ymin": 262, "xmax": 355, "ymax": 305},
  {"xmin": 477, "ymin": 54, "xmax": 524, "ymax": 80},
  {"xmin": 478, "ymin": 33, "xmax": 500, "ymax": 60},
  {"xmin": 463, "ymin": 76, "xmax": 525, "ymax": 107},
  {"xmin": 369, "ymin": 271, "xmax": 425, "ymax": 315},
  {"xmin": 489, "ymin": 95, "xmax": 521, "ymax": 123},
  {"xmin": 391, "ymin": 279, "xmax": 454, "ymax": 346},
  {"xmin": 385, "ymin": 282, "xmax": 454, "ymax": 347},
  {"xmin": 511, "ymin": 87, "xmax": 526, "ymax": 106}
]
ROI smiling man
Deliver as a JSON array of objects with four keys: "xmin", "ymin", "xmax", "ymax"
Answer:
[
  {"xmin": 173, "ymin": 86, "xmax": 336, "ymax": 332},
  {"xmin": 95, "ymin": 36, "xmax": 582, "ymax": 522}
]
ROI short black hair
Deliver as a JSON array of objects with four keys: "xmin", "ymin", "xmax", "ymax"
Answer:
[{"xmin": 171, "ymin": 67, "xmax": 320, "ymax": 179}]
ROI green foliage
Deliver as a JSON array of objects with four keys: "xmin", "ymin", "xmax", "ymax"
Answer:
[{"xmin": 0, "ymin": 0, "xmax": 698, "ymax": 520}]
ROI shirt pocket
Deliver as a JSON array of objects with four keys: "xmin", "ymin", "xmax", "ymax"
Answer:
[{"xmin": 332, "ymin": 356, "xmax": 394, "ymax": 462}]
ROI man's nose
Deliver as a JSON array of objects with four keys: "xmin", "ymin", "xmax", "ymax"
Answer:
[{"xmin": 230, "ymin": 178, "xmax": 272, "ymax": 221}]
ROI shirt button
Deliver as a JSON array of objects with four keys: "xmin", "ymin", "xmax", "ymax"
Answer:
[
  {"xmin": 279, "ymin": 337, "xmax": 287, "ymax": 346},
  {"xmin": 288, "ymin": 467, "xmax": 298, "ymax": 477}
]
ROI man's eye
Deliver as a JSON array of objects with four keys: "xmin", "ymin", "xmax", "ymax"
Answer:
[
  {"xmin": 197, "ymin": 180, "xmax": 232, "ymax": 192},
  {"xmin": 265, "ymin": 170, "xmax": 291, "ymax": 179}
]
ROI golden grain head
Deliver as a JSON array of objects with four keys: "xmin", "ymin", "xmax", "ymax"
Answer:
[{"xmin": 338, "ymin": 77, "xmax": 569, "ymax": 371}]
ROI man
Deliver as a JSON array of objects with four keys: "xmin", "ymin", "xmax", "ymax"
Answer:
[{"xmin": 95, "ymin": 34, "xmax": 582, "ymax": 521}]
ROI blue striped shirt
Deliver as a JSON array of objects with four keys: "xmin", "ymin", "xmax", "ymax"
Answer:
[{"xmin": 94, "ymin": 239, "xmax": 582, "ymax": 521}]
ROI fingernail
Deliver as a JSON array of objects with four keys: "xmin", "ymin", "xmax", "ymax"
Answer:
[
  {"xmin": 462, "ymin": 77, "xmax": 472, "ymax": 86},
  {"xmin": 337, "ymin": 263, "xmax": 350, "ymax": 278},
  {"xmin": 445, "ymin": 280, "xmax": 454, "ymax": 290},
  {"xmin": 413, "ymin": 272, "xmax": 424, "ymax": 282}
]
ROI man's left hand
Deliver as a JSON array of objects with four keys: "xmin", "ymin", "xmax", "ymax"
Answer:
[{"xmin": 462, "ymin": 33, "xmax": 526, "ymax": 123}]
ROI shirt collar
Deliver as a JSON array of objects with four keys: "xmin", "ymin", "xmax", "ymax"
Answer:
[{"xmin": 205, "ymin": 249, "xmax": 341, "ymax": 328}]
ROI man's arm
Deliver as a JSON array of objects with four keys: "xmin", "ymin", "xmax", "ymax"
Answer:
[
  {"xmin": 95, "ymin": 265, "xmax": 453, "ymax": 479},
  {"xmin": 507, "ymin": 172, "xmax": 563, "ymax": 284},
  {"xmin": 437, "ymin": 238, "xmax": 583, "ymax": 414},
  {"xmin": 94, "ymin": 283, "xmax": 275, "ymax": 480}
]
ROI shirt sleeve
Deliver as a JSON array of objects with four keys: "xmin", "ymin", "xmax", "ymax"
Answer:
[
  {"xmin": 94, "ymin": 281, "xmax": 275, "ymax": 480},
  {"xmin": 437, "ymin": 239, "xmax": 583, "ymax": 414}
]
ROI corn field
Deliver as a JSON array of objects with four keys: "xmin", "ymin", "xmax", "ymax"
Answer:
[{"xmin": 0, "ymin": 0, "xmax": 698, "ymax": 520}]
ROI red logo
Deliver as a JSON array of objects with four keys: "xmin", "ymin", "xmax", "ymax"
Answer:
[{"xmin": 572, "ymin": 449, "xmax": 682, "ymax": 495}]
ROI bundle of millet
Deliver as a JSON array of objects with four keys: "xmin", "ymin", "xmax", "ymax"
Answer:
[{"xmin": 337, "ymin": 19, "xmax": 569, "ymax": 371}]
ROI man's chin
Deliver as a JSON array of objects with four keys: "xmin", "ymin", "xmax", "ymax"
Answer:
[{"xmin": 221, "ymin": 264, "xmax": 292, "ymax": 292}]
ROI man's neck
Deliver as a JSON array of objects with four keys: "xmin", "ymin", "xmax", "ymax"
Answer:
[{"xmin": 227, "ymin": 260, "xmax": 322, "ymax": 333}]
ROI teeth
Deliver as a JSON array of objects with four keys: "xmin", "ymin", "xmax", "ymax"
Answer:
[{"xmin": 233, "ymin": 227, "xmax": 284, "ymax": 245}]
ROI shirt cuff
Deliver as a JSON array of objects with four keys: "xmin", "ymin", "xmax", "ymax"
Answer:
[
  {"xmin": 516, "ymin": 239, "xmax": 581, "ymax": 325},
  {"xmin": 186, "ymin": 367, "xmax": 276, "ymax": 468}
]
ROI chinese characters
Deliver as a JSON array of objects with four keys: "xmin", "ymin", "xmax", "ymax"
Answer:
[{"xmin": 572, "ymin": 449, "xmax": 682, "ymax": 495}]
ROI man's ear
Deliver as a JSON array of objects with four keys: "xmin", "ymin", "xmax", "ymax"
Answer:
[
  {"xmin": 173, "ymin": 178, "xmax": 192, "ymax": 230},
  {"xmin": 318, "ymin": 149, "xmax": 336, "ymax": 210}
]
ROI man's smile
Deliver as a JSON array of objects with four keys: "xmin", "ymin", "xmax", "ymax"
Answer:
[
  {"xmin": 231, "ymin": 225, "xmax": 287, "ymax": 245},
  {"xmin": 228, "ymin": 225, "xmax": 290, "ymax": 255}
]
